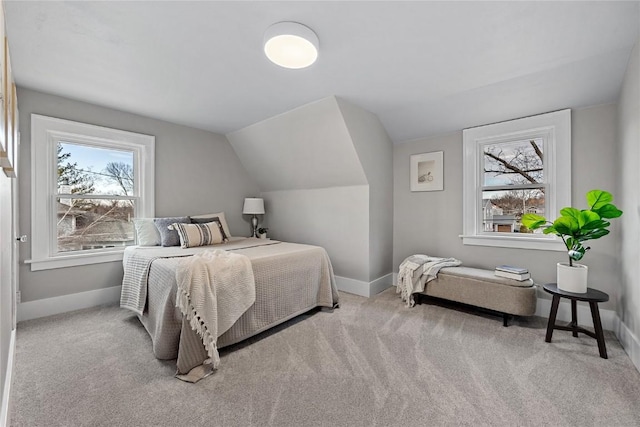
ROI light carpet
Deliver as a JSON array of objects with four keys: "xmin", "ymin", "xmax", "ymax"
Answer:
[{"xmin": 9, "ymin": 288, "xmax": 640, "ymax": 426}]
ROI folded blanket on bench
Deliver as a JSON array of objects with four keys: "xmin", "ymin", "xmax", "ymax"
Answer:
[{"xmin": 396, "ymin": 254, "xmax": 462, "ymax": 307}]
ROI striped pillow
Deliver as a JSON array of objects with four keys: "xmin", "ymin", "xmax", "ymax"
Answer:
[
  {"xmin": 190, "ymin": 216, "xmax": 228, "ymax": 241},
  {"xmin": 171, "ymin": 221, "xmax": 225, "ymax": 248}
]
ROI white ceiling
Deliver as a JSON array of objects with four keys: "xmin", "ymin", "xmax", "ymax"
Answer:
[{"xmin": 4, "ymin": 1, "xmax": 639, "ymax": 143}]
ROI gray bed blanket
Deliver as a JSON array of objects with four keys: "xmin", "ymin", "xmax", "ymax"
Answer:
[
  {"xmin": 120, "ymin": 238, "xmax": 339, "ymax": 382},
  {"xmin": 120, "ymin": 237, "xmax": 275, "ymax": 315}
]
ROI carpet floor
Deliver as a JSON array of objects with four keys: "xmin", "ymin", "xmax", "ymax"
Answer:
[{"xmin": 9, "ymin": 288, "xmax": 640, "ymax": 426}]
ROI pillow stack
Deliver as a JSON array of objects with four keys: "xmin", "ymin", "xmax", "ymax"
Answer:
[{"xmin": 133, "ymin": 211, "xmax": 232, "ymax": 248}]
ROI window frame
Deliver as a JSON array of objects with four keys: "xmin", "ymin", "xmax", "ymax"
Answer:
[
  {"xmin": 29, "ymin": 114, "xmax": 155, "ymax": 271},
  {"xmin": 461, "ymin": 109, "xmax": 571, "ymax": 251}
]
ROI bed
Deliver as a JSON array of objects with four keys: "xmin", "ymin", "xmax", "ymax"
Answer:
[{"xmin": 120, "ymin": 237, "xmax": 339, "ymax": 382}]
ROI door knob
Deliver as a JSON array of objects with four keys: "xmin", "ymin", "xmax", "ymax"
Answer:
[{"xmin": 16, "ymin": 235, "xmax": 27, "ymax": 242}]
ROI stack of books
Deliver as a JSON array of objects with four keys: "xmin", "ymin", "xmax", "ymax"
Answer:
[{"xmin": 494, "ymin": 265, "xmax": 530, "ymax": 281}]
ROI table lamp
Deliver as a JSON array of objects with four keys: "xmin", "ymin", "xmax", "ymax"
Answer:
[{"xmin": 243, "ymin": 198, "xmax": 265, "ymax": 237}]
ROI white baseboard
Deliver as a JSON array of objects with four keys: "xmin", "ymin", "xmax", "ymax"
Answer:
[
  {"xmin": 616, "ymin": 319, "xmax": 640, "ymax": 374},
  {"xmin": 369, "ymin": 273, "xmax": 393, "ymax": 296},
  {"xmin": 17, "ymin": 286, "xmax": 122, "ymax": 322},
  {"xmin": 0, "ymin": 329, "xmax": 15, "ymax": 427},
  {"xmin": 335, "ymin": 273, "xmax": 393, "ymax": 297},
  {"xmin": 534, "ymin": 296, "xmax": 617, "ymax": 331}
]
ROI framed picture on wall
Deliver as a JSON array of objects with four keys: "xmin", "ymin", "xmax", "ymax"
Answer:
[{"xmin": 410, "ymin": 151, "xmax": 443, "ymax": 192}]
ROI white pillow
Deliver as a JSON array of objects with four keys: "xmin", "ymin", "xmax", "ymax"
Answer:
[
  {"xmin": 133, "ymin": 218, "xmax": 161, "ymax": 246},
  {"xmin": 191, "ymin": 212, "xmax": 231, "ymax": 238}
]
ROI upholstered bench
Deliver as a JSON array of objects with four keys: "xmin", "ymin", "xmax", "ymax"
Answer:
[{"xmin": 414, "ymin": 266, "xmax": 537, "ymax": 326}]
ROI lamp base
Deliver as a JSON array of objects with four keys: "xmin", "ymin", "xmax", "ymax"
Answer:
[{"xmin": 251, "ymin": 215, "xmax": 258, "ymax": 237}]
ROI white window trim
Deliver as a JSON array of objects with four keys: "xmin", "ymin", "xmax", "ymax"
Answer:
[
  {"xmin": 28, "ymin": 114, "xmax": 155, "ymax": 271},
  {"xmin": 461, "ymin": 109, "xmax": 571, "ymax": 251}
]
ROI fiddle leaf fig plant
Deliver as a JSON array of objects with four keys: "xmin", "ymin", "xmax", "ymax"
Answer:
[{"xmin": 521, "ymin": 190, "xmax": 623, "ymax": 266}]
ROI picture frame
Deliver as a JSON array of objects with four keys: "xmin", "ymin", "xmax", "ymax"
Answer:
[{"xmin": 410, "ymin": 151, "xmax": 444, "ymax": 192}]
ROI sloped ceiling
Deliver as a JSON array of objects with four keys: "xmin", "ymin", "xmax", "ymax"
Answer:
[
  {"xmin": 227, "ymin": 96, "xmax": 367, "ymax": 192},
  {"xmin": 4, "ymin": 1, "xmax": 639, "ymax": 142}
]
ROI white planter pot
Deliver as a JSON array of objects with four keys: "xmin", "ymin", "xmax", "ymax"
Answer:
[
  {"xmin": 557, "ymin": 262, "xmax": 588, "ymax": 293},
  {"xmin": 258, "ymin": 233, "xmax": 267, "ymax": 239}
]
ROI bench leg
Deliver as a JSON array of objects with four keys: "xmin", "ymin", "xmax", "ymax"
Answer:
[{"xmin": 503, "ymin": 313, "xmax": 509, "ymax": 327}]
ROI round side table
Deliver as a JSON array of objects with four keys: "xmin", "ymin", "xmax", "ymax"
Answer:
[{"xmin": 542, "ymin": 283, "xmax": 609, "ymax": 359}]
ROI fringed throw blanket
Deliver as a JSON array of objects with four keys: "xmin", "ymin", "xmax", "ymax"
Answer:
[
  {"xmin": 175, "ymin": 250, "xmax": 256, "ymax": 369},
  {"xmin": 397, "ymin": 254, "xmax": 462, "ymax": 307}
]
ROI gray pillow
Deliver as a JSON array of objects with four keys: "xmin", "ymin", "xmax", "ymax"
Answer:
[{"xmin": 154, "ymin": 216, "xmax": 190, "ymax": 247}]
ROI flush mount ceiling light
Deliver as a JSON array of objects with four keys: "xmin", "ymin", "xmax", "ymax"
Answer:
[{"xmin": 264, "ymin": 22, "xmax": 319, "ymax": 69}]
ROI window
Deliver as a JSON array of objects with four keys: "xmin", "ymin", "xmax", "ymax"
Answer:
[
  {"xmin": 29, "ymin": 115, "xmax": 154, "ymax": 270},
  {"xmin": 461, "ymin": 109, "xmax": 571, "ymax": 250}
]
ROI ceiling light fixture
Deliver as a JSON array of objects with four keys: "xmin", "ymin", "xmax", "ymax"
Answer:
[{"xmin": 264, "ymin": 22, "xmax": 319, "ymax": 69}]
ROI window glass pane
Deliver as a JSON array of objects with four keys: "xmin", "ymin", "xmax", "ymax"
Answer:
[
  {"xmin": 481, "ymin": 189, "xmax": 545, "ymax": 233},
  {"xmin": 483, "ymin": 138, "xmax": 544, "ymax": 186},
  {"xmin": 57, "ymin": 198, "xmax": 135, "ymax": 253},
  {"xmin": 57, "ymin": 142, "xmax": 135, "ymax": 196}
]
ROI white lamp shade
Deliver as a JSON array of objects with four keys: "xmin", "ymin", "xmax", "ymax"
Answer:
[
  {"xmin": 243, "ymin": 198, "xmax": 265, "ymax": 215},
  {"xmin": 264, "ymin": 22, "xmax": 319, "ymax": 69}
]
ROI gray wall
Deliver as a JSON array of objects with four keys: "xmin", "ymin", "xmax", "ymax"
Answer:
[
  {"xmin": 262, "ymin": 186, "xmax": 370, "ymax": 281},
  {"xmin": 393, "ymin": 103, "xmax": 619, "ymax": 310},
  {"xmin": 618, "ymin": 38, "xmax": 640, "ymax": 338},
  {"xmin": 337, "ymin": 98, "xmax": 394, "ymax": 280},
  {"xmin": 227, "ymin": 96, "xmax": 394, "ymax": 283},
  {"xmin": 17, "ymin": 88, "xmax": 259, "ymax": 303}
]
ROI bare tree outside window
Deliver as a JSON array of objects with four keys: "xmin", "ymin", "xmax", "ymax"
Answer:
[
  {"xmin": 104, "ymin": 162, "xmax": 134, "ymax": 196},
  {"xmin": 56, "ymin": 142, "xmax": 136, "ymax": 252},
  {"xmin": 482, "ymin": 139, "xmax": 545, "ymax": 233}
]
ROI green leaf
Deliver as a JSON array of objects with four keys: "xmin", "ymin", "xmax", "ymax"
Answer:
[
  {"xmin": 580, "ymin": 228, "xmax": 610, "ymax": 241},
  {"xmin": 542, "ymin": 226, "xmax": 557, "ymax": 235},
  {"xmin": 569, "ymin": 246, "xmax": 586, "ymax": 261},
  {"xmin": 559, "ymin": 207, "xmax": 580, "ymax": 220},
  {"xmin": 594, "ymin": 203, "xmax": 623, "ymax": 219},
  {"xmin": 581, "ymin": 219, "xmax": 610, "ymax": 231},
  {"xmin": 578, "ymin": 210, "xmax": 600, "ymax": 228},
  {"xmin": 586, "ymin": 190, "xmax": 613, "ymax": 210},
  {"xmin": 553, "ymin": 216, "xmax": 579, "ymax": 235},
  {"xmin": 521, "ymin": 213, "xmax": 547, "ymax": 229}
]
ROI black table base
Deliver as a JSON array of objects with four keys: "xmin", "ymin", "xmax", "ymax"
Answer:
[{"xmin": 543, "ymin": 283, "xmax": 609, "ymax": 359}]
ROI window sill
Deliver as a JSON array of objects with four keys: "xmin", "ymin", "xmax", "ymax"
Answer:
[
  {"xmin": 460, "ymin": 234, "xmax": 566, "ymax": 251},
  {"xmin": 25, "ymin": 250, "xmax": 125, "ymax": 271}
]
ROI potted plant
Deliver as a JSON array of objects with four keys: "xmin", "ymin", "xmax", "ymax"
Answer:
[
  {"xmin": 257, "ymin": 227, "xmax": 269, "ymax": 239},
  {"xmin": 521, "ymin": 189, "xmax": 622, "ymax": 293}
]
